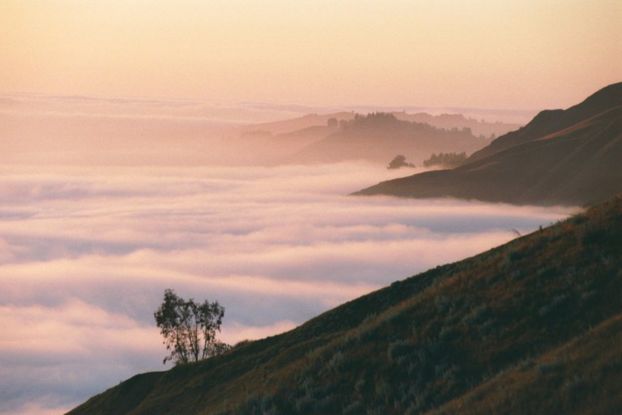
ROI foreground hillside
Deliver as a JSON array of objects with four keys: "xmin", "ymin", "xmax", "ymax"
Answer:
[
  {"xmin": 69, "ymin": 196, "xmax": 622, "ymax": 415},
  {"xmin": 355, "ymin": 83, "xmax": 622, "ymax": 205}
]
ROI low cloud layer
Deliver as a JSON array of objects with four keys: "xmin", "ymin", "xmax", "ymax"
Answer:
[{"xmin": 0, "ymin": 163, "xmax": 576, "ymax": 413}]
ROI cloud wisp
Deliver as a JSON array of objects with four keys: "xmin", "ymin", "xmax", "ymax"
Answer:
[{"xmin": 0, "ymin": 163, "xmax": 576, "ymax": 413}]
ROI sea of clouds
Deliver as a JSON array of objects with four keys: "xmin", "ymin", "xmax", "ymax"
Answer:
[{"xmin": 0, "ymin": 162, "xmax": 576, "ymax": 414}]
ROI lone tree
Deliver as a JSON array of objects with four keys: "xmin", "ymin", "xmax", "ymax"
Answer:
[
  {"xmin": 154, "ymin": 289, "xmax": 230, "ymax": 365},
  {"xmin": 387, "ymin": 154, "xmax": 415, "ymax": 169}
]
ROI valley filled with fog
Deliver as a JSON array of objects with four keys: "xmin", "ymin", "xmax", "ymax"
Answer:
[
  {"xmin": 0, "ymin": 161, "xmax": 576, "ymax": 414},
  {"xmin": 2, "ymin": 2, "xmax": 618, "ymax": 414},
  {"xmin": 0, "ymin": 96, "xmax": 568, "ymax": 414}
]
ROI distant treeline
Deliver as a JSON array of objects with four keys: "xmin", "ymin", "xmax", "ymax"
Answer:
[
  {"xmin": 340, "ymin": 113, "xmax": 475, "ymax": 135},
  {"xmin": 423, "ymin": 152, "xmax": 467, "ymax": 168}
]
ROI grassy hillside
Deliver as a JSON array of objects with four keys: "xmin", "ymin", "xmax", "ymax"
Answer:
[
  {"xmin": 355, "ymin": 83, "xmax": 622, "ymax": 205},
  {"xmin": 431, "ymin": 313, "xmax": 622, "ymax": 415},
  {"xmin": 68, "ymin": 196, "xmax": 622, "ymax": 415}
]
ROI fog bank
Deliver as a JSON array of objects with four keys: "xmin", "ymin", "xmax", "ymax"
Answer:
[{"xmin": 0, "ymin": 163, "xmax": 576, "ymax": 414}]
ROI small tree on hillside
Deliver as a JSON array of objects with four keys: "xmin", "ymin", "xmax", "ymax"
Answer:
[{"xmin": 154, "ymin": 289, "xmax": 230, "ymax": 365}]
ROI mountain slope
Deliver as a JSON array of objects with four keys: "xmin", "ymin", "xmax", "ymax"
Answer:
[
  {"xmin": 69, "ymin": 196, "xmax": 622, "ymax": 415},
  {"xmin": 470, "ymin": 82, "xmax": 622, "ymax": 161},
  {"xmin": 355, "ymin": 83, "xmax": 622, "ymax": 205},
  {"xmin": 431, "ymin": 313, "xmax": 622, "ymax": 415}
]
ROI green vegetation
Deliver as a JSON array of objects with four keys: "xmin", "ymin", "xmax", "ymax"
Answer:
[
  {"xmin": 154, "ymin": 289, "xmax": 229, "ymax": 365},
  {"xmin": 431, "ymin": 314, "xmax": 622, "ymax": 415},
  {"xmin": 69, "ymin": 196, "xmax": 622, "ymax": 415}
]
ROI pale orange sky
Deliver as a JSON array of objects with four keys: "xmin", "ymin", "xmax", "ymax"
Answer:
[{"xmin": 1, "ymin": 0, "xmax": 620, "ymax": 109}]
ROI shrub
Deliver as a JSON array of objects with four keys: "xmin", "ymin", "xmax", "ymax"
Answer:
[{"xmin": 387, "ymin": 340, "xmax": 414, "ymax": 364}]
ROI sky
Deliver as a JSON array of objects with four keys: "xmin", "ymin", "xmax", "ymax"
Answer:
[
  {"xmin": 1, "ymin": 0, "xmax": 620, "ymax": 109},
  {"xmin": 0, "ymin": 162, "xmax": 577, "ymax": 414}
]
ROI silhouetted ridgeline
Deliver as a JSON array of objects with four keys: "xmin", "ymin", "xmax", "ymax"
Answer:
[
  {"xmin": 289, "ymin": 113, "xmax": 486, "ymax": 165},
  {"xmin": 393, "ymin": 112, "xmax": 520, "ymax": 139},
  {"xmin": 69, "ymin": 195, "xmax": 622, "ymax": 414},
  {"xmin": 355, "ymin": 83, "xmax": 622, "ymax": 205}
]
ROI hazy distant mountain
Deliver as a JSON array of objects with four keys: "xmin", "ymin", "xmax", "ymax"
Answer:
[
  {"xmin": 68, "ymin": 196, "xmax": 622, "ymax": 415},
  {"xmin": 241, "ymin": 111, "xmax": 519, "ymax": 138},
  {"xmin": 393, "ymin": 112, "xmax": 521, "ymax": 138},
  {"xmin": 356, "ymin": 83, "xmax": 622, "ymax": 205},
  {"xmin": 287, "ymin": 113, "xmax": 487, "ymax": 165},
  {"xmin": 349, "ymin": 105, "xmax": 536, "ymax": 125},
  {"xmin": 230, "ymin": 124, "xmax": 342, "ymax": 165},
  {"xmin": 239, "ymin": 112, "xmax": 355, "ymax": 135},
  {"xmin": 235, "ymin": 111, "xmax": 520, "ymax": 165}
]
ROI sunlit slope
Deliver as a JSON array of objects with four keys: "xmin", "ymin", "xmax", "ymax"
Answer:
[
  {"xmin": 69, "ymin": 196, "xmax": 622, "ymax": 415},
  {"xmin": 356, "ymin": 83, "xmax": 622, "ymax": 205}
]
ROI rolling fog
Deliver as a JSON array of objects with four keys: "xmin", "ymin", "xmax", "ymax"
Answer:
[
  {"xmin": 0, "ymin": 161, "xmax": 576, "ymax": 414},
  {"xmin": 1, "ymin": 0, "xmax": 616, "ymax": 412},
  {"xmin": 0, "ymin": 96, "xmax": 573, "ymax": 414}
]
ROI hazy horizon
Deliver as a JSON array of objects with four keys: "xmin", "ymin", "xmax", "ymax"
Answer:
[{"xmin": 1, "ymin": 91, "xmax": 540, "ymax": 123}]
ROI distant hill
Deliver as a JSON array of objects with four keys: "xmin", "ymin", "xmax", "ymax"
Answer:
[
  {"xmin": 231, "ymin": 124, "xmax": 341, "ymax": 164},
  {"xmin": 234, "ymin": 111, "xmax": 519, "ymax": 165},
  {"xmin": 238, "ymin": 112, "xmax": 355, "ymax": 136},
  {"xmin": 288, "ymin": 113, "xmax": 487, "ymax": 165},
  {"xmin": 355, "ymin": 83, "xmax": 622, "ymax": 205},
  {"xmin": 240, "ymin": 111, "xmax": 519, "ymax": 139},
  {"xmin": 68, "ymin": 196, "xmax": 622, "ymax": 414},
  {"xmin": 393, "ymin": 112, "xmax": 520, "ymax": 138}
]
